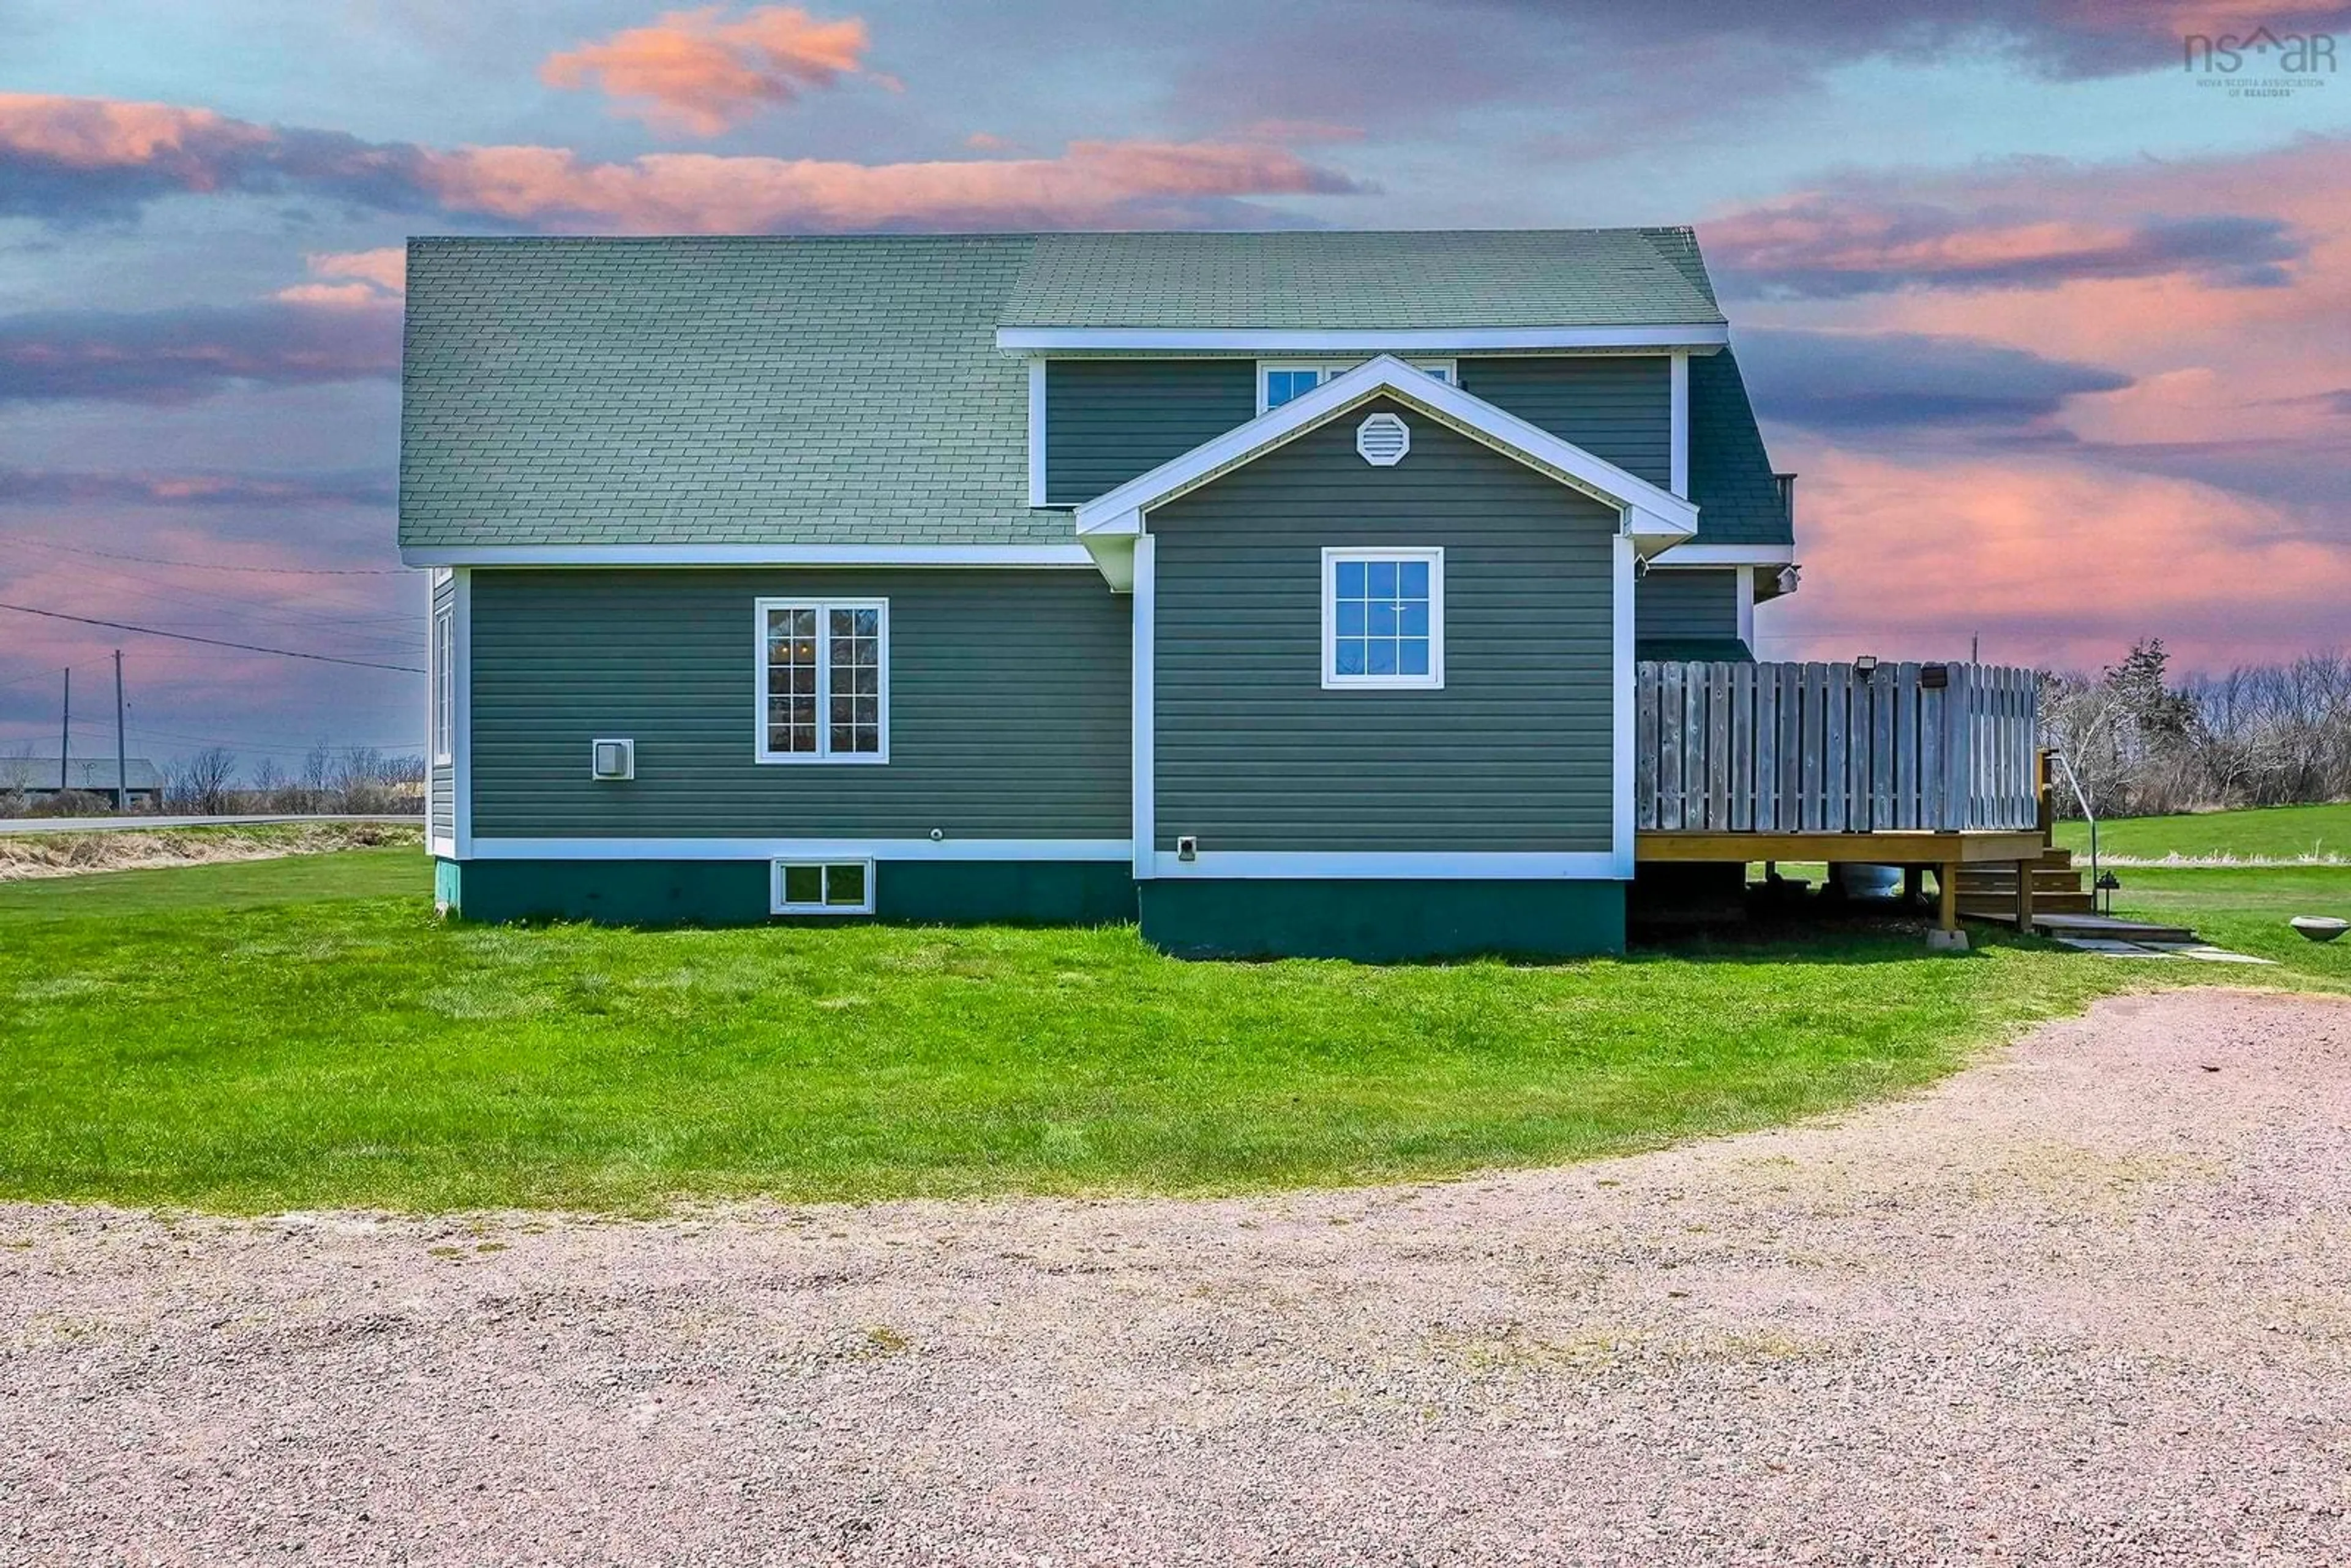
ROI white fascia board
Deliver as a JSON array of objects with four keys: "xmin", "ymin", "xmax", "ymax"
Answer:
[
  {"xmin": 1149, "ymin": 850, "xmax": 1624, "ymax": 880},
  {"xmin": 998, "ymin": 324, "xmax": 1730, "ymax": 353},
  {"xmin": 468, "ymin": 838, "xmax": 1133, "ymax": 862},
  {"xmin": 1073, "ymin": 355, "xmax": 1699, "ymax": 547},
  {"xmin": 399, "ymin": 544, "xmax": 1097, "ymax": 568},
  {"xmin": 1644, "ymin": 544, "xmax": 1796, "ymax": 566}
]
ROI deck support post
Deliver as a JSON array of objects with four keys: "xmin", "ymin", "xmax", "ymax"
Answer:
[
  {"xmin": 2014, "ymin": 856, "xmax": 2036, "ymax": 934},
  {"xmin": 1902, "ymin": 865, "xmax": 1923, "ymax": 907},
  {"xmin": 1937, "ymin": 863, "xmax": 1959, "ymax": 931}
]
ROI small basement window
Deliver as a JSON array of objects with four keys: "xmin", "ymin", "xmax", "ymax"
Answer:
[
  {"xmin": 757, "ymin": 598, "xmax": 888, "ymax": 763},
  {"xmin": 772, "ymin": 860, "xmax": 874, "ymax": 915},
  {"xmin": 1322, "ymin": 547, "xmax": 1443, "ymax": 689},
  {"xmin": 1259, "ymin": 359, "xmax": 1453, "ymax": 413}
]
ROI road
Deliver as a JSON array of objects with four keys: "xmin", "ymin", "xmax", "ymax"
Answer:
[{"xmin": 0, "ymin": 813, "xmax": 422, "ymax": 835}]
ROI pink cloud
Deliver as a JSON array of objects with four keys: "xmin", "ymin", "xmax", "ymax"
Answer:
[
  {"xmin": 0, "ymin": 92, "xmax": 266, "ymax": 179},
  {"xmin": 274, "ymin": 248, "xmax": 406, "ymax": 307},
  {"xmin": 1760, "ymin": 443, "xmax": 2351, "ymax": 672},
  {"xmin": 541, "ymin": 6, "xmax": 887, "ymax": 136},
  {"xmin": 0, "ymin": 93, "xmax": 1360, "ymax": 233},
  {"xmin": 413, "ymin": 138, "xmax": 1357, "ymax": 233}
]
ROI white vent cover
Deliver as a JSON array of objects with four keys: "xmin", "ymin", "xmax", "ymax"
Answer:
[
  {"xmin": 1355, "ymin": 412, "xmax": 1411, "ymax": 467},
  {"xmin": 589, "ymin": 738, "xmax": 636, "ymax": 781}
]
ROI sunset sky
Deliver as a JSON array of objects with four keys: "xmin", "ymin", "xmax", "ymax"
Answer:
[{"xmin": 2, "ymin": 1, "xmax": 2347, "ymax": 769}]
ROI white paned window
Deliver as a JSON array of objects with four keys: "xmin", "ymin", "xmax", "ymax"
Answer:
[
  {"xmin": 756, "ymin": 598, "xmax": 888, "ymax": 763},
  {"xmin": 1322, "ymin": 547, "xmax": 1444, "ymax": 690},
  {"xmin": 772, "ymin": 860, "xmax": 874, "ymax": 915},
  {"xmin": 430, "ymin": 602, "xmax": 454, "ymax": 765},
  {"xmin": 1259, "ymin": 359, "xmax": 1455, "ymax": 413}
]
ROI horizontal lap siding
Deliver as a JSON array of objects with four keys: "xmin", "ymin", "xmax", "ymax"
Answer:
[
  {"xmin": 1637, "ymin": 570, "xmax": 1738, "ymax": 642},
  {"xmin": 470, "ymin": 569, "xmax": 1128, "ymax": 838},
  {"xmin": 1046, "ymin": 359, "xmax": 1257, "ymax": 504},
  {"xmin": 1152, "ymin": 399, "xmax": 1616, "ymax": 854},
  {"xmin": 1458, "ymin": 356, "xmax": 1670, "ymax": 487}
]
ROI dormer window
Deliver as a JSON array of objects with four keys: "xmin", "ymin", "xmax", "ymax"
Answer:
[{"xmin": 1259, "ymin": 359, "xmax": 1455, "ymax": 413}]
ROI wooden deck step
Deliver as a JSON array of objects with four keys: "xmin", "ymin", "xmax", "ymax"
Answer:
[
  {"xmin": 1956, "ymin": 868, "xmax": 2091, "ymax": 893},
  {"xmin": 1958, "ymin": 894, "xmax": 2098, "ymax": 918},
  {"xmin": 1987, "ymin": 910, "xmax": 2198, "ymax": 943}
]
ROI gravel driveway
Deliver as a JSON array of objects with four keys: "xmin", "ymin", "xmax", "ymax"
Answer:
[{"xmin": 6, "ymin": 988, "xmax": 2349, "ymax": 1565}]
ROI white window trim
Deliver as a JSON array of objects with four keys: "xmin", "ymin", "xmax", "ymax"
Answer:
[
  {"xmin": 430, "ymin": 601, "xmax": 454, "ymax": 767},
  {"xmin": 1259, "ymin": 358, "xmax": 1455, "ymax": 415},
  {"xmin": 1321, "ymin": 546, "xmax": 1444, "ymax": 691},
  {"xmin": 753, "ymin": 597, "xmax": 891, "ymax": 765},
  {"xmin": 770, "ymin": 858, "xmax": 877, "ymax": 915}
]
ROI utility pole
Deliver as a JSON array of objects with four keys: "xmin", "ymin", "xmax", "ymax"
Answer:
[
  {"xmin": 1970, "ymin": 632, "xmax": 1980, "ymax": 664},
  {"xmin": 59, "ymin": 667, "xmax": 69, "ymax": 793},
  {"xmin": 114, "ymin": 650, "xmax": 127, "ymax": 812}
]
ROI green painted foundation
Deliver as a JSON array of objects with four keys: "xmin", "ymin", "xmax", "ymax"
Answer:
[
  {"xmin": 435, "ymin": 858, "xmax": 1135, "ymax": 927},
  {"xmin": 1138, "ymin": 878, "xmax": 1627, "ymax": 961},
  {"xmin": 875, "ymin": 861, "xmax": 1136, "ymax": 924}
]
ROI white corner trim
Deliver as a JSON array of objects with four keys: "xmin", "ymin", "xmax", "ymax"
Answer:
[
  {"xmin": 1072, "ymin": 355, "xmax": 1699, "ymax": 550},
  {"xmin": 429, "ymin": 835, "xmax": 456, "ymax": 860},
  {"xmin": 452, "ymin": 567, "xmax": 473, "ymax": 859},
  {"xmin": 1669, "ymin": 350, "xmax": 1690, "ymax": 500},
  {"xmin": 1736, "ymin": 566, "xmax": 1757, "ymax": 649},
  {"xmin": 467, "ymin": 837, "xmax": 1133, "ymax": 862},
  {"xmin": 1321, "ymin": 546, "xmax": 1444, "ymax": 690},
  {"xmin": 1131, "ymin": 535, "xmax": 1157, "ymax": 880},
  {"xmin": 399, "ymin": 544, "xmax": 1095, "ymax": 568},
  {"xmin": 1613, "ymin": 536, "xmax": 1636, "ymax": 877},
  {"xmin": 1148, "ymin": 850, "xmax": 1624, "ymax": 880},
  {"xmin": 1644, "ymin": 544, "xmax": 1796, "ymax": 566},
  {"xmin": 1027, "ymin": 359, "xmax": 1049, "ymax": 508},
  {"xmin": 997, "ymin": 324, "xmax": 1731, "ymax": 353}
]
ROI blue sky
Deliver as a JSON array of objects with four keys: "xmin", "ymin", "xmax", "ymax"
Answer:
[{"xmin": 1, "ymin": 0, "xmax": 2346, "ymax": 771}]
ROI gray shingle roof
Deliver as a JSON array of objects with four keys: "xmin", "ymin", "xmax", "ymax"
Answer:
[
  {"xmin": 399, "ymin": 230, "xmax": 1747, "ymax": 552},
  {"xmin": 1687, "ymin": 348, "xmax": 1792, "ymax": 547},
  {"xmin": 401, "ymin": 234, "xmax": 1063, "ymax": 550},
  {"xmin": 1002, "ymin": 229, "xmax": 1725, "ymax": 329}
]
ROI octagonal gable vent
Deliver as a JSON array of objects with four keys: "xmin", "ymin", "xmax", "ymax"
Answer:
[{"xmin": 1355, "ymin": 412, "xmax": 1411, "ymax": 467}]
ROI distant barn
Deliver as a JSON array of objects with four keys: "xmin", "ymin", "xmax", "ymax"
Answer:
[{"xmin": 0, "ymin": 757, "xmax": 164, "ymax": 810}]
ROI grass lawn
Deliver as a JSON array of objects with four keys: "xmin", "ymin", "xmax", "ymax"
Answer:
[
  {"xmin": 2055, "ymin": 800, "xmax": 2351, "ymax": 863},
  {"xmin": 1, "ymin": 847, "xmax": 2344, "ymax": 1214}
]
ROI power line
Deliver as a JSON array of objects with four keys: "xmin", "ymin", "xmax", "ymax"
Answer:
[
  {"xmin": 0, "ymin": 603, "xmax": 424, "ymax": 673},
  {"xmin": 5, "ymin": 536, "xmax": 405, "ymax": 576},
  {"xmin": 2, "ymin": 550, "xmax": 427, "ymax": 645}
]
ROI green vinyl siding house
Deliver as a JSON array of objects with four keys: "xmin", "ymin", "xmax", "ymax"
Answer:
[{"xmin": 401, "ymin": 228, "xmax": 1796, "ymax": 958}]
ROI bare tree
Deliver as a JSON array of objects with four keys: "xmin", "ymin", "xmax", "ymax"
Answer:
[
  {"xmin": 168, "ymin": 746, "xmax": 240, "ymax": 816},
  {"xmin": 2042, "ymin": 645, "xmax": 2351, "ymax": 817},
  {"xmin": 300, "ymin": 740, "xmax": 334, "ymax": 812}
]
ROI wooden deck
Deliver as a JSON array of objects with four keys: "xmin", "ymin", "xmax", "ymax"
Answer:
[{"xmin": 1631, "ymin": 659, "xmax": 2053, "ymax": 937}]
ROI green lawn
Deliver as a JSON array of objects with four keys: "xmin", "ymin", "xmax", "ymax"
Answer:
[
  {"xmin": 2055, "ymin": 800, "xmax": 2351, "ymax": 863},
  {"xmin": 1, "ymin": 849, "xmax": 2344, "ymax": 1214}
]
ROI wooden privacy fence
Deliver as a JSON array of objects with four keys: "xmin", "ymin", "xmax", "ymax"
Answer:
[{"xmin": 1635, "ymin": 661, "xmax": 2041, "ymax": 834}]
